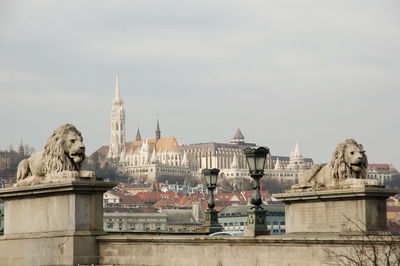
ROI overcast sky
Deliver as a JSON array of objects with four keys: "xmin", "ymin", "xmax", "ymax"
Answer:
[{"xmin": 1, "ymin": 0, "xmax": 399, "ymax": 169}]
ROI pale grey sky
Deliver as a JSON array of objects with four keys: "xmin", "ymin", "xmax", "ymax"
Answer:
[{"xmin": 1, "ymin": 0, "xmax": 399, "ymax": 168}]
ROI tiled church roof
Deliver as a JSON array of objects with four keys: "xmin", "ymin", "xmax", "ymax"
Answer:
[{"xmin": 123, "ymin": 137, "xmax": 180, "ymax": 154}]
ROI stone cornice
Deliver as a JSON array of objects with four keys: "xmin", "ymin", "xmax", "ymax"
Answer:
[
  {"xmin": 273, "ymin": 187, "xmax": 399, "ymax": 203},
  {"xmin": 0, "ymin": 180, "xmax": 117, "ymax": 199}
]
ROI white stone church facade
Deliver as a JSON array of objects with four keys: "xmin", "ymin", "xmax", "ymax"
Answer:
[
  {"xmin": 107, "ymin": 73, "xmax": 190, "ymax": 183},
  {"xmin": 107, "ymin": 73, "xmax": 313, "ymax": 184}
]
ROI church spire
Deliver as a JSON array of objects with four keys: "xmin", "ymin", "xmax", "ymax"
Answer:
[
  {"xmin": 155, "ymin": 119, "xmax": 161, "ymax": 142},
  {"xmin": 113, "ymin": 72, "xmax": 122, "ymax": 104},
  {"xmin": 136, "ymin": 128, "xmax": 142, "ymax": 141}
]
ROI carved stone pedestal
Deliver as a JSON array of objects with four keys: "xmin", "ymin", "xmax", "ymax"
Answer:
[
  {"xmin": 244, "ymin": 208, "xmax": 269, "ymax": 237},
  {"xmin": 273, "ymin": 186, "xmax": 398, "ymax": 234},
  {"xmin": 0, "ymin": 179, "xmax": 116, "ymax": 266},
  {"xmin": 198, "ymin": 209, "xmax": 223, "ymax": 234}
]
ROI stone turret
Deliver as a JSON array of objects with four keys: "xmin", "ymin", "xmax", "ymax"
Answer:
[
  {"xmin": 140, "ymin": 139, "xmax": 150, "ymax": 165},
  {"xmin": 274, "ymin": 157, "xmax": 283, "ymax": 170},
  {"xmin": 231, "ymin": 154, "xmax": 239, "ymax": 169},
  {"xmin": 231, "ymin": 128, "xmax": 245, "ymax": 144},
  {"xmin": 181, "ymin": 152, "xmax": 189, "ymax": 167},
  {"xmin": 150, "ymin": 148, "xmax": 158, "ymax": 164},
  {"xmin": 288, "ymin": 141, "xmax": 305, "ymax": 170}
]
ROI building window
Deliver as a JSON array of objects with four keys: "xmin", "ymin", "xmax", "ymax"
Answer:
[{"xmin": 107, "ymin": 223, "xmax": 113, "ymax": 229}]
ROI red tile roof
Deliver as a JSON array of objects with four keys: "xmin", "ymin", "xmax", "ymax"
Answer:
[
  {"xmin": 136, "ymin": 191, "xmax": 177, "ymax": 203},
  {"xmin": 152, "ymin": 198, "xmax": 179, "ymax": 208},
  {"xmin": 368, "ymin": 164, "xmax": 399, "ymax": 174}
]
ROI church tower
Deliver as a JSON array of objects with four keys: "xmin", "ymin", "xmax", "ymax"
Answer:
[{"xmin": 108, "ymin": 72, "xmax": 126, "ymax": 159}]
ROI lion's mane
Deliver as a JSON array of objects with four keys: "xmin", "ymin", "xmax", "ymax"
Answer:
[
  {"xmin": 328, "ymin": 139, "xmax": 367, "ymax": 182},
  {"xmin": 292, "ymin": 139, "xmax": 368, "ymax": 190},
  {"xmin": 42, "ymin": 124, "xmax": 84, "ymax": 173}
]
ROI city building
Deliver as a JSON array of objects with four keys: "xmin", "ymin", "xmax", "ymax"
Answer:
[
  {"xmin": 218, "ymin": 203, "xmax": 286, "ymax": 235},
  {"xmin": 367, "ymin": 164, "xmax": 399, "ymax": 183},
  {"xmin": 103, "ymin": 191, "xmax": 120, "ymax": 205},
  {"xmin": 163, "ymin": 203, "xmax": 204, "ymax": 232},
  {"xmin": 182, "ymin": 132, "xmax": 313, "ymax": 184},
  {"xmin": 104, "ymin": 207, "xmax": 167, "ymax": 232},
  {"xmin": 103, "ymin": 203, "xmax": 204, "ymax": 233}
]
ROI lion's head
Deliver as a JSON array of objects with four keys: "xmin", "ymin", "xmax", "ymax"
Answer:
[
  {"xmin": 43, "ymin": 124, "xmax": 86, "ymax": 173},
  {"xmin": 329, "ymin": 139, "xmax": 368, "ymax": 181}
]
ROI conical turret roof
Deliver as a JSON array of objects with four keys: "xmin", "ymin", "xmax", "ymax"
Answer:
[
  {"xmin": 233, "ymin": 128, "xmax": 244, "ymax": 140},
  {"xmin": 294, "ymin": 141, "xmax": 303, "ymax": 158}
]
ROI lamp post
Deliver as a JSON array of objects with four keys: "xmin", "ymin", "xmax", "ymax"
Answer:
[
  {"xmin": 243, "ymin": 147, "xmax": 270, "ymax": 236},
  {"xmin": 198, "ymin": 168, "xmax": 223, "ymax": 233}
]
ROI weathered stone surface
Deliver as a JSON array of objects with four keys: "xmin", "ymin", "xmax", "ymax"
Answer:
[
  {"xmin": 244, "ymin": 208, "xmax": 269, "ymax": 237},
  {"xmin": 16, "ymin": 124, "xmax": 96, "ymax": 186},
  {"xmin": 0, "ymin": 180, "xmax": 116, "ymax": 265},
  {"xmin": 292, "ymin": 139, "xmax": 376, "ymax": 190},
  {"xmin": 198, "ymin": 209, "xmax": 222, "ymax": 233},
  {"xmin": 97, "ymin": 233, "xmax": 396, "ymax": 266},
  {"xmin": 273, "ymin": 187, "xmax": 398, "ymax": 233}
]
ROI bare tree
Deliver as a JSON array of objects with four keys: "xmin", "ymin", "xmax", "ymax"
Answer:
[{"xmin": 326, "ymin": 216, "xmax": 400, "ymax": 266}]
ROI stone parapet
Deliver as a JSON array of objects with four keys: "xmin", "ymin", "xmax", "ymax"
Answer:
[
  {"xmin": 97, "ymin": 233, "xmax": 399, "ymax": 265},
  {"xmin": 273, "ymin": 187, "xmax": 398, "ymax": 234},
  {"xmin": 0, "ymin": 179, "xmax": 116, "ymax": 266}
]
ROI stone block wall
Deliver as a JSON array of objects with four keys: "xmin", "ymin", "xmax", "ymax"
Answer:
[{"xmin": 97, "ymin": 234, "xmax": 367, "ymax": 266}]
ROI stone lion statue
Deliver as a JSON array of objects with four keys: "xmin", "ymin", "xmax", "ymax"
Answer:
[
  {"xmin": 292, "ymin": 139, "xmax": 378, "ymax": 190},
  {"xmin": 16, "ymin": 124, "xmax": 96, "ymax": 185}
]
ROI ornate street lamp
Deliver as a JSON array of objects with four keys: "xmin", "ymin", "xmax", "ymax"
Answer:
[
  {"xmin": 243, "ymin": 147, "xmax": 270, "ymax": 237},
  {"xmin": 198, "ymin": 168, "xmax": 223, "ymax": 234},
  {"xmin": 244, "ymin": 147, "xmax": 269, "ymax": 209},
  {"xmin": 203, "ymin": 168, "xmax": 219, "ymax": 209}
]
